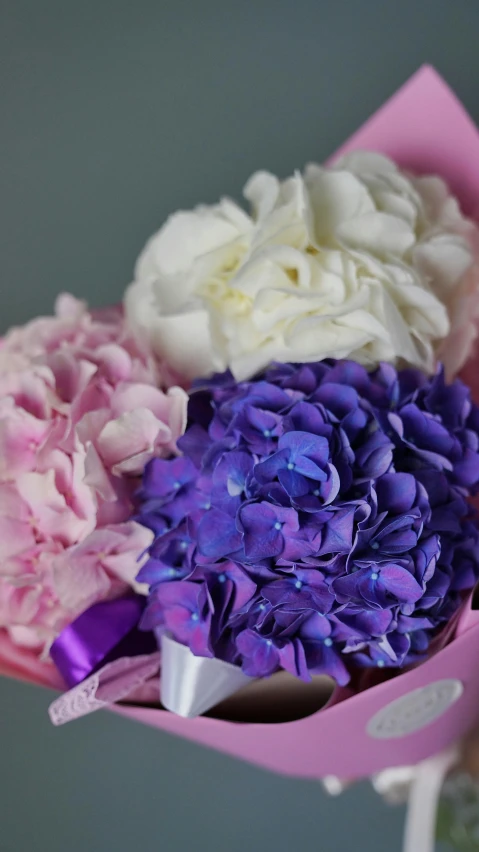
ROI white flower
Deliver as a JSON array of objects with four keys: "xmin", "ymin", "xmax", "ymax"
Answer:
[
  {"xmin": 125, "ymin": 199, "xmax": 252, "ymax": 381},
  {"xmin": 125, "ymin": 152, "xmax": 479, "ymax": 382}
]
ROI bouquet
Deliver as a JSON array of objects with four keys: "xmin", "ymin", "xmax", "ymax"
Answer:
[{"xmin": 2, "ymin": 66, "xmax": 479, "ymax": 848}]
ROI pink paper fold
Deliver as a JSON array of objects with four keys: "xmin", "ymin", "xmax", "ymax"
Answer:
[
  {"xmin": 49, "ymin": 653, "xmax": 160, "ymax": 725},
  {"xmin": 112, "ymin": 614, "xmax": 479, "ymax": 781},
  {"xmin": 329, "ymin": 65, "xmax": 479, "ymax": 220}
]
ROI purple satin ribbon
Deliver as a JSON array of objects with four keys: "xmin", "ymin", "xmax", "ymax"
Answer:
[{"xmin": 50, "ymin": 595, "xmax": 156, "ymax": 688}]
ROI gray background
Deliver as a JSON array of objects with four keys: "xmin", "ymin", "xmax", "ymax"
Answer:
[{"xmin": 0, "ymin": 0, "xmax": 477, "ymax": 849}]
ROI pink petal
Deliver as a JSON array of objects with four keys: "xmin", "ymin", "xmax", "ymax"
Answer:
[
  {"xmin": 101, "ymin": 521, "xmax": 154, "ymax": 588},
  {"xmin": 54, "ymin": 293, "xmax": 88, "ymax": 320},
  {"xmin": 76, "ymin": 408, "xmax": 111, "ymax": 446},
  {"xmin": 110, "ymin": 383, "xmax": 173, "ymax": 420},
  {"xmin": 0, "ymin": 485, "xmax": 35, "ymax": 560},
  {"xmin": 0, "ymin": 368, "xmax": 54, "ymax": 419},
  {"xmin": 16, "ymin": 470, "xmax": 93, "ymax": 545},
  {"xmin": 51, "ymin": 547, "xmax": 113, "ymax": 613},
  {"xmin": 94, "ymin": 344, "xmax": 133, "ymax": 382},
  {"xmin": 83, "ymin": 443, "xmax": 118, "ymax": 502},
  {"xmin": 70, "ymin": 380, "xmax": 112, "ymax": 425},
  {"xmin": 165, "ymin": 386, "xmax": 188, "ymax": 448},
  {"xmin": 46, "ymin": 351, "xmax": 97, "ymax": 403},
  {"xmin": 0, "ymin": 402, "xmax": 50, "ymax": 477},
  {"xmin": 98, "ymin": 408, "xmax": 170, "ymax": 475},
  {"xmin": 0, "ymin": 517, "xmax": 35, "ymax": 561}
]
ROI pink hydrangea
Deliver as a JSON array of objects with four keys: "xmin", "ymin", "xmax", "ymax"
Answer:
[{"xmin": 0, "ymin": 294, "xmax": 187, "ymax": 654}]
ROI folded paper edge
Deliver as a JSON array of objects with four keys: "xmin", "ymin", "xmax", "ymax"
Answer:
[
  {"xmin": 48, "ymin": 652, "xmax": 161, "ymax": 725},
  {"xmin": 328, "ymin": 64, "xmax": 479, "ymax": 218}
]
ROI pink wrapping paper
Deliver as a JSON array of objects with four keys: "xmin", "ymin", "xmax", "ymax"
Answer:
[
  {"xmin": 0, "ymin": 631, "xmax": 65, "ymax": 690},
  {"xmin": 328, "ymin": 64, "xmax": 479, "ymax": 220},
  {"xmin": 112, "ymin": 605, "xmax": 479, "ymax": 780},
  {"xmin": 2, "ymin": 64, "xmax": 479, "ymax": 780}
]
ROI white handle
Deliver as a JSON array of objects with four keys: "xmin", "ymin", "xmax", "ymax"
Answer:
[{"xmin": 402, "ymin": 747, "xmax": 459, "ymax": 852}]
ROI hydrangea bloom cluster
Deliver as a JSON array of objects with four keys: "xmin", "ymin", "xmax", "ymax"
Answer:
[
  {"xmin": 126, "ymin": 152, "xmax": 479, "ymax": 383},
  {"xmin": 0, "ymin": 295, "xmax": 187, "ymax": 653},
  {"xmin": 136, "ymin": 360, "xmax": 479, "ymax": 685}
]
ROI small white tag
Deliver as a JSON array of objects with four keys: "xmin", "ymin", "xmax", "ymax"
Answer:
[{"xmin": 367, "ymin": 679, "xmax": 464, "ymax": 739}]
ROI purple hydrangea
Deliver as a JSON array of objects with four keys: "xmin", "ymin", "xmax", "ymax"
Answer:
[{"xmin": 135, "ymin": 360, "xmax": 479, "ymax": 686}]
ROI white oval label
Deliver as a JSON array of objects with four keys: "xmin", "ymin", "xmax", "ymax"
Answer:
[{"xmin": 367, "ymin": 679, "xmax": 464, "ymax": 739}]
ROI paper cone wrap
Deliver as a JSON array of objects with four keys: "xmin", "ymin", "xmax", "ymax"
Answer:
[
  {"xmin": 2, "ymin": 65, "xmax": 479, "ymax": 781},
  {"xmin": 159, "ymin": 633, "xmax": 253, "ymax": 718}
]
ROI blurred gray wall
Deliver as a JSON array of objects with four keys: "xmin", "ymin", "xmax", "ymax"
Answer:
[{"xmin": 1, "ymin": 1, "xmax": 477, "ymax": 849}]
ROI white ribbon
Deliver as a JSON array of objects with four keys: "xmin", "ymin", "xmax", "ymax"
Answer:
[
  {"xmin": 327, "ymin": 749, "xmax": 459, "ymax": 852},
  {"xmin": 159, "ymin": 632, "xmax": 253, "ymax": 718},
  {"xmin": 402, "ymin": 746, "xmax": 459, "ymax": 852}
]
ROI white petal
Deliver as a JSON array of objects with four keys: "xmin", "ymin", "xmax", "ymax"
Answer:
[
  {"xmin": 333, "ymin": 151, "xmax": 398, "ymax": 175},
  {"xmin": 337, "ymin": 211, "xmax": 415, "ymax": 257},
  {"xmin": 135, "ymin": 203, "xmax": 250, "ymax": 280},
  {"xmin": 413, "ymin": 237, "xmax": 474, "ymax": 301},
  {"xmin": 148, "ymin": 310, "xmax": 218, "ymax": 379},
  {"xmin": 305, "ymin": 168, "xmax": 376, "ymax": 245},
  {"xmin": 243, "ymin": 171, "xmax": 280, "ymax": 220}
]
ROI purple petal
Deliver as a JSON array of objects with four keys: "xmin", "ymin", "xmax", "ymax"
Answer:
[
  {"xmin": 243, "ymin": 404, "xmax": 282, "ymax": 435},
  {"xmin": 176, "ymin": 424, "xmax": 212, "ymax": 468},
  {"xmin": 254, "ymin": 449, "xmax": 290, "ymax": 483},
  {"xmin": 378, "ymin": 564, "xmax": 424, "ymax": 603},
  {"xmin": 197, "ymin": 509, "xmax": 243, "ymax": 559},
  {"xmin": 284, "ymin": 401, "xmax": 330, "ymax": 437},
  {"xmin": 355, "ymin": 431, "xmax": 393, "ymax": 478},
  {"xmin": 136, "ymin": 557, "xmax": 188, "ymax": 585},
  {"xmin": 375, "ymin": 473, "xmax": 418, "ymax": 514},
  {"xmin": 211, "ymin": 451, "xmax": 254, "ymax": 512},
  {"xmin": 209, "ymin": 561, "xmax": 257, "ymax": 611},
  {"xmin": 332, "ymin": 569, "xmax": 367, "ymax": 604},
  {"xmin": 313, "ymin": 382, "xmax": 360, "ymax": 419},
  {"xmin": 279, "ymin": 638, "xmax": 310, "ymax": 681},
  {"xmin": 263, "ymin": 579, "xmax": 331, "ymax": 613},
  {"xmin": 239, "ymin": 502, "xmax": 285, "ymax": 560},
  {"xmin": 302, "ymin": 640, "xmax": 350, "ymax": 685},
  {"xmin": 292, "ymin": 456, "xmax": 329, "ymax": 481},
  {"xmin": 236, "ymin": 629, "xmax": 280, "ymax": 677},
  {"xmin": 278, "ymin": 468, "xmax": 311, "ymax": 496},
  {"xmin": 317, "ymin": 508, "xmax": 355, "ymax": 554},
  {"xmin": 300, "ymin": 611, "xmax": 332, "ymax": 640},
  {"xmin": 454, "ymin": 447, "xmax": 479, "ymax": 488},
  {"xmin": 279, "ymin": 430, "xmax": 329, "ymax": 464}
]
